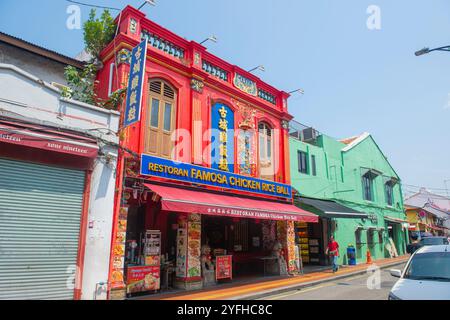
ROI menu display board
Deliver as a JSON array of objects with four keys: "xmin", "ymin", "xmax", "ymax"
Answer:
[
  {"xmin": 126, "ymin": 266, "xmax": 160, "ymax": 294},
  {"xmin": 216, "ymin": 255, "xmax": 232, "ymax": 280},
  {"xmin": 144, "ymin": 231, "xmax": 161, "ymax": 256}
]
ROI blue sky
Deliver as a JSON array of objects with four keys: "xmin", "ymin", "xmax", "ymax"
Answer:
[{"xmin": 0, "ymin": 0, "xmax": 449, "ymax": 195}]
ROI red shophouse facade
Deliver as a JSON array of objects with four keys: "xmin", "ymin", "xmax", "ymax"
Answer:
[{"xmin": 96, "ymin": 6, "xmax": 317, "ymax": 298}]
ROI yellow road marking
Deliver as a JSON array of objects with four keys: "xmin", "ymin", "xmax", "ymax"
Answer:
[
  {"xmin": 160, "ymin": 258, "xmax": 408, "ymax": 300},
  {"xmin": 260, "ymin": 273, "xmax": 370, "ymax": 300}
]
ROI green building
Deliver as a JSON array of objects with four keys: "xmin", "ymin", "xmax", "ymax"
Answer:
[{"xmin": 289, "ymin": 121, "xmax": 408, "ymax": 266}]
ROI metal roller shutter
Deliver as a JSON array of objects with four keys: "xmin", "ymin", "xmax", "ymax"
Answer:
[{"xmin": 0, "ymin": 158, "xmax": 85, "ymax": 300}]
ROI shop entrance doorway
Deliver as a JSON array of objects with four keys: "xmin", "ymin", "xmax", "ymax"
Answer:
[
  {"xmin": 201, "ymin": 216, "xmax": 273, "ymax": 279},
  {"xmin": 295, "ymin": 219, "xmax": 327, "ymax": 266}
]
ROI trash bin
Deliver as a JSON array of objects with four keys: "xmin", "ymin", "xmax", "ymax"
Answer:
[{"xmin": 347, "ymin": 245, "xmax": 356, "ymax": 265}]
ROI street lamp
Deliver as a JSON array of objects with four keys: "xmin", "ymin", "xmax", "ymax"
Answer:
[
  {"xmin": 415, "ymin": 45, "xmax": 450, "ymax": 56},
  {"xmin": 199, "ymin": 35, "xmax": 218, "ymax": 46},
  {"xmin": 138, "ymin": 0, "xmax": 156, "ymax": 10},
  {"xmin": 248, "ymin": 65, "xmax": 265, "ymax": 73}
]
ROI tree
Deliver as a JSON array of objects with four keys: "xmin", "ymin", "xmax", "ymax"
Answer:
[
  {"xmin": 62, "ymin": 9, "xmax": 126, "ymax": 110},
  {"xmin": 84, "ymin": 9, "xmax": 116, "ymax": 59}
]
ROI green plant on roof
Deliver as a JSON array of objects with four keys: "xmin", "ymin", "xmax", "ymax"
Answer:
[
  {"xmin": 84, "ymin": 9, "xmax": 116, "ymax": 59},
  {"xmin": 62, "ymin": 9, "xmax": 126, "ymax": 110}
]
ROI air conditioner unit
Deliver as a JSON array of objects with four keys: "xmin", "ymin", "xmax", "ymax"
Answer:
[{"xmin": 302, "ymin": 127, "xmax": 317, "ymax": 141}]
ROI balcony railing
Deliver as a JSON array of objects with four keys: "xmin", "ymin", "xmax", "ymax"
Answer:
[
  {"xmin": 289, "ymin": 120, "xmax": 321, "ymax": 142},
  {"xmin": 202, "ymin": 60, "xmax": 228, "ymax": 81},
  {"xmin": 142, "ymin": 30, "xmax": 185, "ymax": 59}
]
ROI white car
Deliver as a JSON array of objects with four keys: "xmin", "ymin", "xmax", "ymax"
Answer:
[{"xmin": 388, "ymin": 245, "xmax": 450, "ymax": 300}]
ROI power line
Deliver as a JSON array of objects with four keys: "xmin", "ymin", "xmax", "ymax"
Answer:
[
  {"xmin": 66, "ymin": 0, "xmax": 121, "ymax": 11},
  {"xmin": 402, "ymin": 183, "xmax": 449, "ymax": 191}
]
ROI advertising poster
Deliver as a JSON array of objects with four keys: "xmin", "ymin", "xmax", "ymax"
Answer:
[
  {"xmin": 187, "ymin": 214, "xmax": 201, "ymax": 279},
  {"xmin": 176, "ymin": 216, "xmax": 188, "ymax": 278},
  {"xmin": 126, "ymin": 266, "xmax": 160, "ymax": 294},
  {"xmin": 216, "ymin": 255, "xmax": 232, "ymax": 280},
  {"xmin": 111, "ymin": 207, "xmax": 128, "ymax": 289},
  {"xmin": 286, "ymin": 221, "xmax": 297, "ymax": 273}
]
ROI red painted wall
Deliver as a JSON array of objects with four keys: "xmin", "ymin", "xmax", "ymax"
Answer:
[{"xmin": 96, "ymin": 5, "xmax": 294, "ymax": 191}]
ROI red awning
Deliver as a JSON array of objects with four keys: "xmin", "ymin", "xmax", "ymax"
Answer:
[
  {"xmin": 144, "ymin": 183, "xmax": 318, "ymax": 223},
  {"xmin": 0, "ymin": 121, "xmax": 98, "ymax": 158}
]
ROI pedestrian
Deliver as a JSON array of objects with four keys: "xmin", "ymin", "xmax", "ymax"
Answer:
[{"xmin": 326, "ymin": 236, "xmax": 340, "ymax": 273}]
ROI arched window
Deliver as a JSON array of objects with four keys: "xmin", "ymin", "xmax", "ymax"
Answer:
[
  {"xmin": 145, "ymin": 79, "xmax": 177, "ymax": 159},
  {"xmin": 258, "ymin": 122, "xmax": 274, "ymax": 180}
]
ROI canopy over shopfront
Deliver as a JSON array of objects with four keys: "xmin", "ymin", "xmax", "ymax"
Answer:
[
  {"xmin": 144, "ymin": 183, "xmax": 318, "ymax": 223},
  {"xmin": 295, "ymin": 197, "xmax": 368, "ymax": 219},
  {"xmin": 384, "ymin": 216, "xmax": 409, "ymax": 224}
]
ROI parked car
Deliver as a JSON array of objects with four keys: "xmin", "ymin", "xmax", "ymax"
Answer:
[
  {"xmin": 388, "ymin": 245, "xmax": 450, "ymax": 300},
  {"xmin": 406, "ymin": 236, "xmax": 449, "ymax": 254}
]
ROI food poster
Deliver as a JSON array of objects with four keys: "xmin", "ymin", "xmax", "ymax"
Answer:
[
  {"xmin": 145, "ymin": 255, "xmax": 160, "ymax": 267},
  {"xmin": 126, "ymin": 266, "xmax": 160, "ymax": 294},
  {"xmin": 187, "ymin": 214, "xmax": 201, "ymax": 279},
  {"xmin": 111, "ymin": 207, "xmax": 128, "ymax": 289},
  {"xmin": 286, "ymin": 221, "xmax": 298, "ymax": 273},
  {"xmin": 176, "ymin": 215, "xmax": 188, "ymax": 278},
  {"xmin": 216, "ymin": 255, "xmax": 232, "ymax": 280},
  {"xmin": 276, "ymin": 220, "xmax": 297, "ymax": 274}
]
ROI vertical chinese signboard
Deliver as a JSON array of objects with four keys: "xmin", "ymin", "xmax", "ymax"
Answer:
[
  {"xmin": 123, "ymin": 38, "xmax": 148, "ymax": 128},
  {"xmin": 211, "ymin": 103, "xmax": 234, "ymax": 172}
]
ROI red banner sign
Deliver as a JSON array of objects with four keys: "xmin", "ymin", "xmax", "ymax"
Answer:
[
  {"xmin": 126, "ymin": 266, "xmax": 160, "ymax": 294},
  {"xmin": 216, "ymin": 255, "xmax": 232, "ymax": 280},
  {"xmin": 0, "ymin": 125, "xmax": 98, "ymax": 158}
]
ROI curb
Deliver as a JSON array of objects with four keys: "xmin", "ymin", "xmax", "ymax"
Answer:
[{"xmin": 232, "ymin": 259, "xmax": 409, "ymax": 300}]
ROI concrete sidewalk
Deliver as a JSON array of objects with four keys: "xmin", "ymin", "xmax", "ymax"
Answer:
[{"xmin": 144, "ymin": 255, "xmax": 409, "ymax": 300}]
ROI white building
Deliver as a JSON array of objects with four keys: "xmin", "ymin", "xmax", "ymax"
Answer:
[{"xmin": 0, "ymin": 33, "xmax": 120, "ymax": 300}]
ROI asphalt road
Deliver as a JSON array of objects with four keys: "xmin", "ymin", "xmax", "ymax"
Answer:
[{"xmin": 259, "ymin": 263, "xmax": 406, "ymax": 300}]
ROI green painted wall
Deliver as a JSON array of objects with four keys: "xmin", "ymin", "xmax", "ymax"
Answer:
[{"xmin": 290, "ymin": 133, "xmax": 408, "ymax": 265}]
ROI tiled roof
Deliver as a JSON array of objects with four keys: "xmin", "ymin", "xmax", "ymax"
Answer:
[
  {"xmin": 339, "ymin": 136, "xmax": 359, "ymax": 145},
  {"xmin": 0, "ymin": 31, "xmax": 84, "ymax": 68}
]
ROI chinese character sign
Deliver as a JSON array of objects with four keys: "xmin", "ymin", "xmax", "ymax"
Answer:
[
  {"xmin": 211, "ymin": 103, "xmax": 234, "ymax": 172},
  {"xmin": 123, "ymin": 39, "xmax": 148, "ymax": 128}
]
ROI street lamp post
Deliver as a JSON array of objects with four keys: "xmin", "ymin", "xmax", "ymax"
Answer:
[{"xmin": 415, "ymin": 45, "xmax": 450, "ymax": 56}]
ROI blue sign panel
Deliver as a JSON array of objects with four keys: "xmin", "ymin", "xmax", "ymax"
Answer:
[
  {"xmin": 140, "ymin": 154, "xmax": 292, "ymax": 200},
  {"xmin": 123, "ymin": 39, "xmax": 148, "ymax": 128},
  {"xmin": 211, "ymin": 103, "xmax": 234, "ymax": 173}
]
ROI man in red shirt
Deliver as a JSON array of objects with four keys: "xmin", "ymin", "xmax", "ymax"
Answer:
[{"xmin": 326, "ymin": 236, "xmax": 340, "ymax": 273}]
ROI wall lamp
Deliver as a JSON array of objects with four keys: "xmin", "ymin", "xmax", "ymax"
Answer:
[
  {"xmin": 248, "ymin": 65, "xmax": 265, "ymax": 73},
  {"xmin": 288, "ymin": 88, "xmax": 305, "ymax": 95},
  {"xmin": 415, "ymin": 45, "xmax": 450, "ymax": 56},
  {"xmin": 138, "ymin": 0, "xmax": 156, "ymax": 10},
  {"xmin": 200, "ymin": 35, "xmax": 218, "ymax": 45}
]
